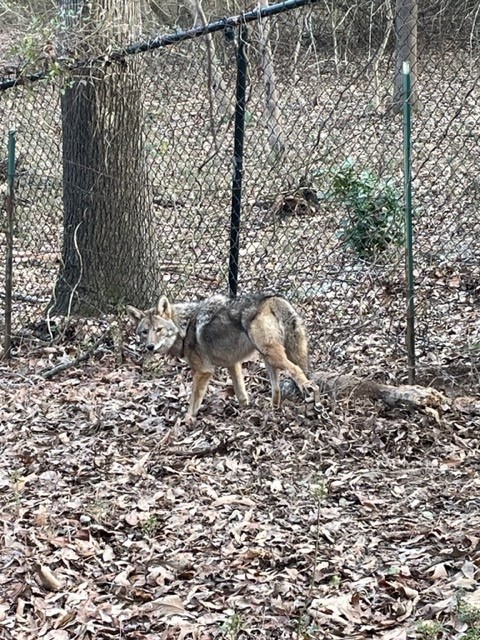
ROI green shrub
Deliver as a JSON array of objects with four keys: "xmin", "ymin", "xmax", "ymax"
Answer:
[
  {"xmin": 416, "ymin": 620, "xmax": 444, "ymax": 638},
  {"xmin": 330, "ymin": 159, "xmax": 404, "ymax": 261}
]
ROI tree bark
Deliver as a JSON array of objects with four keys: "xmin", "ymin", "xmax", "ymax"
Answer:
[
  {"xmin": 51, "ymin": 0, "xmax": 160, "ymax": 316},
  {"xmin": 392, "ymin": 0, "xmax": 418, "ymax": 110}
]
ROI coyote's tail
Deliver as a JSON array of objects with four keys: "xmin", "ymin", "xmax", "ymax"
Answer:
[
  {"xmin": 270, "ymin": 297, "xmax": 310, "ymax": 377},
  {"xmin": 284, "ymin": 315, "xmax": 310, "ymax": 376},
  {"xmin": 279, "ymin": 308, "xmax": 310, "ymax": 399},
  {"xmin": 261, "ymin": 294, "xmax": 310, "ymax": 379}
]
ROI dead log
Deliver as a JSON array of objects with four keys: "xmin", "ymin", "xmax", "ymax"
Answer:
[{"xmin": 310, "ymin": 370, "xmax": 480, "ymax": 417}]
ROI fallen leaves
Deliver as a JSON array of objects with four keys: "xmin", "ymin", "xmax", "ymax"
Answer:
[{"xmin": 1, "ymin": 346, "xmax": 480, "ymax": 639}]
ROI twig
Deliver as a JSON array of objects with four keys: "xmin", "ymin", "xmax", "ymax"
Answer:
[
  {"xmin": 165, "ymin": 435, "xmax": 238, "ymax": 458},
  {"xmin": 41, "ymin": 332, "xmax": 108, "ymax": 380}
]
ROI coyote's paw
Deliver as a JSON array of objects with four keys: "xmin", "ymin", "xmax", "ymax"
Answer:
[{"xmin": 238, "ymin": 396, "xmax": 249, "ymax": 409}]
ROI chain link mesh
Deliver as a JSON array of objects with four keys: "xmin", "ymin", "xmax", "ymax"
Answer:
[
  {"xmin": 1, "ymin": 82, "xmax": 62, "ymax": 312},
  {"xmin": 1, "ymin": 1, "xmax": 479, "ymax": 389}
]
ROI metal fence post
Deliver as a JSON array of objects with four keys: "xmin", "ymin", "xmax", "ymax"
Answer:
[
  {"xmin": 228, "ymin": 23, "xmax": 248, "ymax": 298},
  {"xmin": 3, "ymin": 130, "xmax": 16, "ymax": 359},
  {"xmin": 403, "ymin": 61, "xmax": 415, "ymax": 383}
]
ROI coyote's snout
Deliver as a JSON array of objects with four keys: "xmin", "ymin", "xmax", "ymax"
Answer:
[{"xmin": 127, "ymin": 292, "xmax": 317, "ymax": 419}]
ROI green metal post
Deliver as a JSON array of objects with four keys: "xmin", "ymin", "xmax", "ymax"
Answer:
[
  {"xmin": 3, "ymin": 130, "xmax": 16, "ymax": 359},
  {"xmin": 403, "ymin": 62, "xmax": 415, "ymax": 384}
]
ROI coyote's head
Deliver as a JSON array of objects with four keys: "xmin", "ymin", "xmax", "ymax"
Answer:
[{"xmin": 126, "ymin": 297, "xmax": 178, "ymax": 354}]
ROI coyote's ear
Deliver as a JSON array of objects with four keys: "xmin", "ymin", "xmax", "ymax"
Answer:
[
  {"xmin": 126, "ymin": 305, "xmax": 144, "ymax": 322},
  {"xmin": 157, "ymin": 296, "xmax": 172, "ymax": 318}
]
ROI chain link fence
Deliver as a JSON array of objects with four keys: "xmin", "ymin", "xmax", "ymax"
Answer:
[{"xmin": 1, "ymin": 0, "xmax": 479, "ymax": 391}]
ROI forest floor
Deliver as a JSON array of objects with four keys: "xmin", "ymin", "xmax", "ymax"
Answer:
[{"xmin": 1, "ymin": 327, "xmax": 480, "ymax": 640}]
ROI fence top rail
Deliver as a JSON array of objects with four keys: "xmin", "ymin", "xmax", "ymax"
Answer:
[{"xmin": 0, "ymin": 0, "xmax": 318, "ymax": 92}]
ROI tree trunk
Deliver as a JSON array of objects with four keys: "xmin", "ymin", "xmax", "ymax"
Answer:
[
  {"xmin": 258, "ymin": 0, "xmax": 285, "ymax": 156},
  {"xmin": 370, "ymin": 0, "xmax": 394, "ymax": 110},
  {"xmin": 51, "ymin": 0, "xmax": 160, "ymax": 316},
  {"xmin": 392, "ymin": 0, "xmax": 418, "ymax": 110},
  {"xmin": 183, "ymin": 0, "xmax": 233, "ymax": 121}
]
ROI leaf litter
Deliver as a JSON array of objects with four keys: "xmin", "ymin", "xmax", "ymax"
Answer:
[{"xmin": 1, "ymin": 327, "xmax": 480, "ymax": 640}]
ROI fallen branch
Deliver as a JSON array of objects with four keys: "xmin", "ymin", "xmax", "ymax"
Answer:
[
  {"xmin": 0, "ymin": 292, "xmax": 48, "ymax": 303},
  {"xmin": 166, "ymin": 436, "xmax": 237, "ymax": 458},
  {"xmin": 41, "ymin": 333, "xmax": 108, "ymax": 380},
  {"xmin": 310, "ymin": 370, "xmax": 480, "ymax": 417}
]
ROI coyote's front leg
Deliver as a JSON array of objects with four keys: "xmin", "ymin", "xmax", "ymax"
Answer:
[
  {"xmin": 186, "ymin": 371, "xmax": 213, "ymax": 420},
  {"xmin": 227, "ymin": 362, "xmax": 249, "ymax": 409}
]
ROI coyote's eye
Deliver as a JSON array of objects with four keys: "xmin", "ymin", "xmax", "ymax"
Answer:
[
  {"xmin": 141, "ymin": 329, "xmax": 148, "ymax": 336},
  {"xmin": 156, "ymin": 328, "xmax": 164, "ymax": 335}
]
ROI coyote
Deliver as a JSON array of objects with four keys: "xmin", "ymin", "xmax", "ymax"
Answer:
[{"xmin": 127, "ymin": 292, "xmax": 316, "ymax": 419}]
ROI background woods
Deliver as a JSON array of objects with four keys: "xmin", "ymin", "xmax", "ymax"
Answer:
[{"xmin": 1, "ymin": 0, "xmax": 479, "ymax": 389}]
